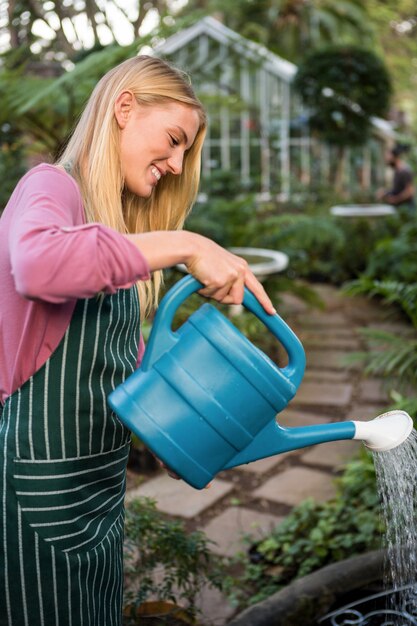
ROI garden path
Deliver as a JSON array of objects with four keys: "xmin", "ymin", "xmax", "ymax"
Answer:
[{"xmin": 126, "ymin": 283, "xmax": 409, "ymax": 625}]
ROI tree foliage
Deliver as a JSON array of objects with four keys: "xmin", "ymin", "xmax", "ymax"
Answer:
[
  {"xmin": 0, "ymin": 40, "xmax": 146, "ymax": 157},
  {"xmin": 178, "ymin": 0, "xmax": 374, "ymax": 63},
  {"xmin": 364, "ymin": 0, "xmax": 417, "ymax": 133},
  {"xmin": 0, "ymin": 39, "xmax": 149, "ymax": 208},
  {"xmin": 1, "ymin": 1, "xmax": 172, "ymax": 62},
  {"xmin": 293, "ymin": 45, "xmax": 392, "ymax": 145}
]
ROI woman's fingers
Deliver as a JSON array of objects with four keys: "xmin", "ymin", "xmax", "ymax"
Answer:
[
  {"xmin": 216, "ymin": 275, "xmax": 245, "ymax": 305},
  {"xmin": 186, "ymin": 241, "xmax": 276, "ymax": 315},
  {"xmin": 243, "ymin": 272, "xmax": 276, "ymax": 315},
  {"xmin": 199, "ymin": 275, "xmax": 276, "ymax": 316}
]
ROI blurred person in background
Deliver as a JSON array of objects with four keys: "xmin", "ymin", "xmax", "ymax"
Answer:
[{"xmin": 377, "ymin": 144, "xmax": 415, "ymax": 214}]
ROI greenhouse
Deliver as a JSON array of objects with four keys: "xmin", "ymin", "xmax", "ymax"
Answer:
[{"xmin": 155, "ymin": 16, "xmax": 396, "ymax": 199}]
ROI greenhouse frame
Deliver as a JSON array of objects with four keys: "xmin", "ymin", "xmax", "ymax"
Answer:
[{"xmin": 155, "ymin": 16, "xmax": 395, "ymax": 200}]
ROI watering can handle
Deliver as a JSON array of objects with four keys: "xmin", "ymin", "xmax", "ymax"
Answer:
[{"xmin": 140, "ymin": 274, "xmax": 306, "ymax": 387}]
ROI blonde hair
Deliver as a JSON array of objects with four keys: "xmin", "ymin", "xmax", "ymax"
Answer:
[{"xmin": 56, "ymin": 55, "xmax": 207, "ymax": 316}]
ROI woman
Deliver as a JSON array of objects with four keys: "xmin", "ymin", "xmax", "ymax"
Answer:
[{"xmin": 0, "ymin": 55, "xmax": 274, "ymax": 625}]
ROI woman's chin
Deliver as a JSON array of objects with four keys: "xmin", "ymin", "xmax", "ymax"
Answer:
[{"xmin": 126, "ymin": 182, "xmax": 155, "ymax": 198}]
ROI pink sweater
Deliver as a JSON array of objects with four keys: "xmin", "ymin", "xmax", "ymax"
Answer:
[{"xmin": 0, "ymin": 164, "xmax": 150, "ymax": 404}]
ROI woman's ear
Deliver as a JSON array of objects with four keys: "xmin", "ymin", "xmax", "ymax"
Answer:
[{"xmin": 114, "ymin": 90, "xmax": 135, "ymax": 129}]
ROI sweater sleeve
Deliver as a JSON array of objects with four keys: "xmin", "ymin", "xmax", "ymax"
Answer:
[{"xmin": 8, "ymin": 165, "xmax": 150, "ymax": 304}]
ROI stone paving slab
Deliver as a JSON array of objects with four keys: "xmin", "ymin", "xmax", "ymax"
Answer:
[
  {"xmin": 126, "ymin": 474, "xmax": 234, "ymax": 518},
  {"xmin": 345, "ymin": 404, "xmax": 389, "ymax": 422},
  {"xmin": 201, "ymin": 506, "xmax": 283, "ymax": 557},
  {"xmin": 301, "ymin": 439, "xmax": 361, "ymax": 469},
  {"xmin": 311, "ymin": 284, "xmax": 351, "ymax": 309},
  {"xmin": 292, "ymin": 380, "xmax": 353, "ymax": 408},
  {"xmin": 196, "ymin": 585, "xmax": 237, "ymax": 625},
  {"xmin": 367, "ymin": 321, "xmax": 415, "ymax": 334},
  {"xmin": 300, "ymin": 327, "xmax": 359, "ymax": 338},
  {"xmin": 299, "ymin": 333, "xmax": 361, "ymax": 351},
  {"xmin": 297, "ymin": 311, "xmax": 349, "ymax": 328},
  {"xmin": 304, "ymin": 349, "xmax": 359, "ymax": 370},
  {"xmin": 303, "ymin": 369, "xmax": 351, "ymax": 383},
  {"xmin": 278, "ymin": 408, "xmax": 332, "ymax": 427},
  {"xmin": 357, "ymin": 377, "xmax": 390, "ymax": 404},
  {"xmin": 253, "ymin": 466, "xmax": 337, "ymax": 506},
  {"xmin": 279, "ymin": 293, "xmax": 311, "ymax": 315},
  {"xmin": 235, "ymin": 450, "xmax": 295, "ymax": 474}
]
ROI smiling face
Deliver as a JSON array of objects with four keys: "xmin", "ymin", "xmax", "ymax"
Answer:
[{"xmin": 116, "ymin": 95, "xmax": 201, "ymax": 198}]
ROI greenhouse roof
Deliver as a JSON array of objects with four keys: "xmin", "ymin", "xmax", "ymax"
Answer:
[{"xmin": 155, "ymin": 15, "xmax": 297, "ymax": 82}]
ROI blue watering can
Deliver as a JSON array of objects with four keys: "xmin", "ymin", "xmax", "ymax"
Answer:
[{"xmin": 108, "ymin": 275, "xmax": 413, "ymax": 489}]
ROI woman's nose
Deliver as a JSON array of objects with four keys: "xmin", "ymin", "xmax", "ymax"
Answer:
[{"xmin": 167, "ymin": 151, "xmax": 184, "ymax": 175}]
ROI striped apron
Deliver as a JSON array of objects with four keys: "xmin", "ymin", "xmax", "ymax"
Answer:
[{"xmin": 0, "ymin": 288, "xmax": 140, "ymax": 626}]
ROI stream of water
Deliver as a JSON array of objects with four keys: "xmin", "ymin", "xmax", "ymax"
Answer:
[{"xmin": 373, "ymin": 428, "xmax": 417, "ymax": 621}]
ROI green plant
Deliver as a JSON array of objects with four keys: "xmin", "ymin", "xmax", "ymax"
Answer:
[
  {"xmin": 0, "ymin": 122, "xmax": 26, "ymax": 210},
  {"xmin": 389, "ymin": 390, "xmax": 417, "ymax": 422},
  {"xmin": 200, "ymin": 169, "xmax": 252, "ymax": 199},
  {"xmin": 294, "ymin": 45, "xmax": 392, "ymax": 147},
  {"xmin": 342, "ymin": 278, "xmax": 417, "ymax": 423},
  {"xmin": 225, "ymin": 450, "xmax": 382, "ymax": 608},
  {"xmin": 354, "ymin": 326, "xmax": 417, "ymax": 388},
  {"xmin": 0, "ymin": 40, "xmax": 145, "ymax": 164},
  {"xmin": 185, "ymin": 194, "xmax": 259, "ymax": 248},
  {"xmin": 123, "ymin": 497, "xmax": 225, "ymax": 620},
  {"xmin": 361, "ymin": 220, "xmax": 417, "ymax": 284},
  {"xmin": 345, "ymin": 279, "xmax": 417, "ymax": 328},
  {"xmin": 187, "ymin": 201, "xmax": 355, "ymax": 284},
  {"xmin": 253, "ymin": 213, "xmax": 349, "ymax": 283}
]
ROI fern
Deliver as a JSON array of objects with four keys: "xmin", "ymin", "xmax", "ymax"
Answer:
[
  {"xmin": 342, "ymin": 277, "xmax": 417, "ymax": 395},
  {"xmin": 355, "ymin": 328, "xmax": 417, "ymax": 387},
  {"xmin": 344, "ymin": 278, "xmax": 417, "ymax": 328}
]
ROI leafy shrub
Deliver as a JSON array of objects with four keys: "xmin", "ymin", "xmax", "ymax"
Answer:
[
  {"xmin": 362, "ymin": 220, "xmax": 417, "ymax": 284},
  {"xmin": 186, "ymin": 193, "xmax": 399, "ymax": 285},
  {"xmin": 185, "ymin": 194, "xmax": 259, "ymax": 248},
  {"xmin": 345, "ymin": 279, "xmax": 417, "ymax": 331},
  {"xmin": 343, "ymin": 212, "xmax": 417, "ymax": 415},
  {"xmin": 343, "ymin": 279, "xmax": 417, "ymax": 416},
  {"xmin": 200, "ymin": 169, "xmax": 254, "ymax": 199},
  {"xmin": 389, "ymin": 390, "xmax": 417, "ymax": 422},
  {"xmin": 0, "ymin": 123, "xmax": 26, "ymax": 211},
  {"xmin": 353, "ymin": 326, "xmax": 417, "ymax": 390},
  {"xmin": 260, "ymin": 214, "xmax": 347, "ymax": 282},
  {"xmin": 124, "ymin": 497, "xmax": 225, "ymax": 619},
  {"xmin": 294, "ymin": 45, "xmax": 392, "ymax": 146}
]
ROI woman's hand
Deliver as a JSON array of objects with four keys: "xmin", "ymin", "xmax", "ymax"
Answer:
[
  {"xmin": 127, "ymin": 230, "xmax": 276, "ymax": 315},
  {"xmin": 184, "ymin": 234, "xmax": 276, "ymax": 315}
]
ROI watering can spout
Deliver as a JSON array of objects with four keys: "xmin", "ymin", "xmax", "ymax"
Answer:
[
  {"xmin": 223, "ymin": 420, "xmax": 357, "ymax": 469},
  {"xmin": 351, "ymin": 410, "xmax": 413, "ymax": 452},
  {"xmin": 224, "ymin": 410, "xmax": 413, "ymax": 470}
]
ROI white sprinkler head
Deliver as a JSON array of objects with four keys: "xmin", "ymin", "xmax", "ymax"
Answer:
[{"xmin": 352, "ymin": 410, "xmax": 413, "ymax": 452}]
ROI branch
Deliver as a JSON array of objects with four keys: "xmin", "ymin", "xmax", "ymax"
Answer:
[
  {"xmin": 7, "ymin": 0, "xmax": 20, "ymax": 48},
  {"xmin": 84, "ymin": 0, "xmax": 100, "ymax": 46},
  {"xmin": 130, "ymin": 0, "xmax": 154, "ymax": 37},
  {"xmin": 25, "ymin": 0, "xmax": 76, "ymax": 57}
]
